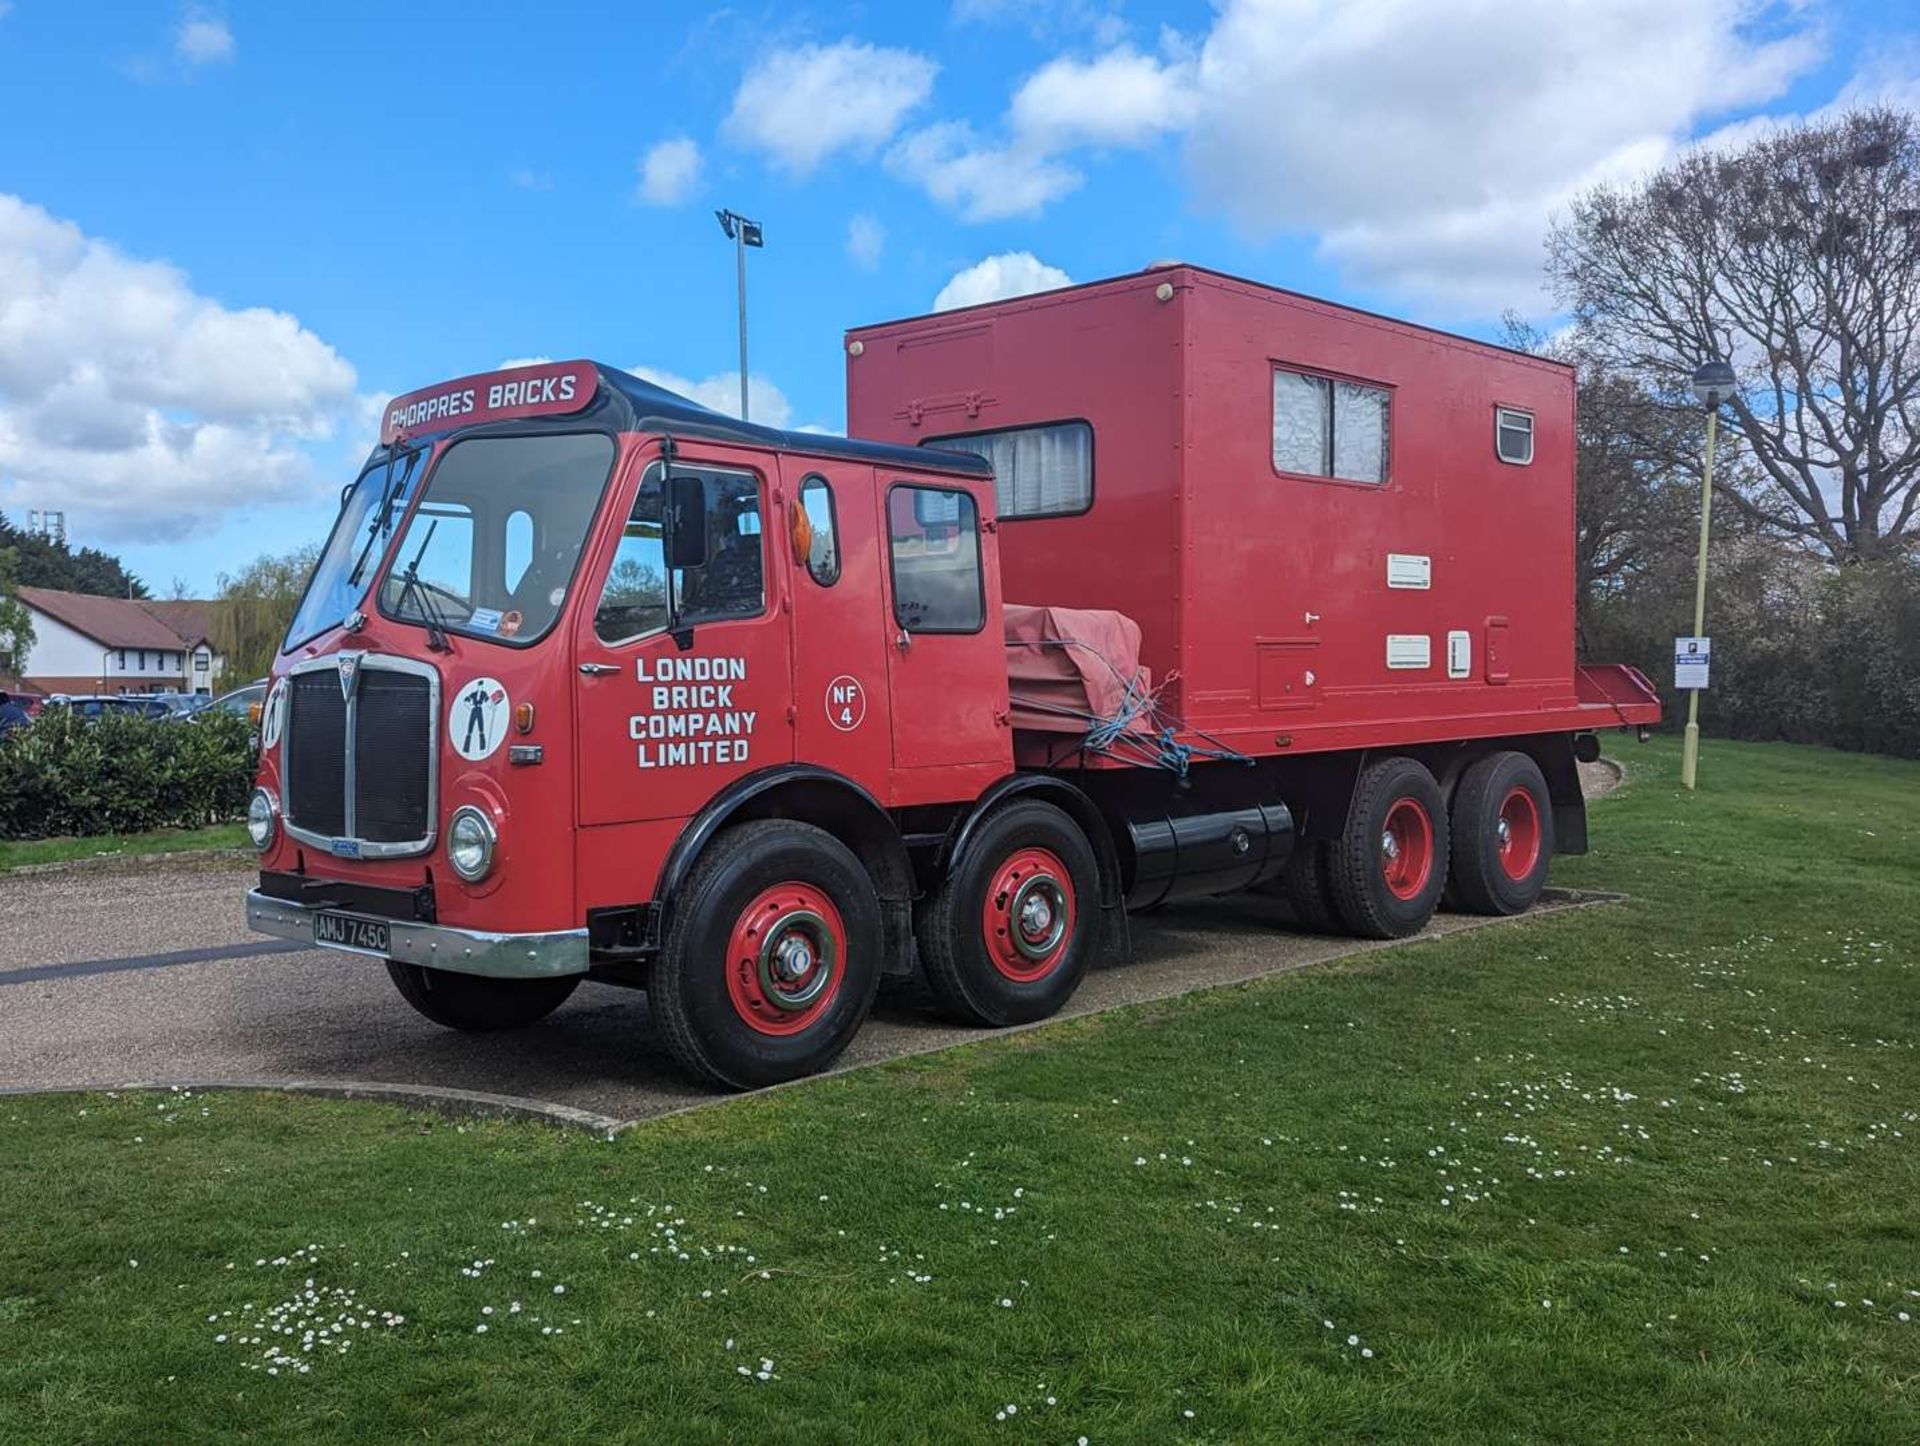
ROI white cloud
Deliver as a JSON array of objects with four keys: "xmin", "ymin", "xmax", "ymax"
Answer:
[
  {"xmin": 899, "ymin": 1, "xmax": 1830, "ymax": 308},
  {"xmin": 726, "ymin": 42, "xmax": 937, "ymax": 177},
  {"xmin": 175, "ymin": 8, "xmax": 235, "ymax": 66},
  {"xmin": 1177, "ymin": 0, "xmax": 1823, "ymax": 311},
  {"xmin": 0, "ymin": 193, "xmax": 357, "ymax": 542},
  {"xmin": 888, "ymin": 123, "xmax": 1081, "ymax": 222},
  {"xmin": 953, "ymin": 0, "xmax": 1128, "ymax": 46},
  {"xmin": 636, "ymin": 138, "xmax": 702, "ymax": 207},
  {"xmin": 1010, "ymin": 46, "xmax": 1196, "ymax": 148},
  {"xmin": 626, "ymin": 366, "xmax": 795, "ymax": 429},
  {"xmin": 933, "ymin": 252, "xmax": 1073, "ymax": 312},
  {"xmin": 846, "ymin": 213, "xmax": 885, "ymax": 270}
]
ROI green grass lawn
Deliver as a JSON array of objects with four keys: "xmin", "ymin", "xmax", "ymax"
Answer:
[
  {"xmin": 0, "ymin": 823, "xmax": 247, "ymax": 872},
  {"xmin": 2, "ymin": 737, "xmax": 1916, "ymax": 1444}
]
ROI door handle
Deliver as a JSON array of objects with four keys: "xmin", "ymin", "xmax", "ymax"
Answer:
[
  {"xmin": 578, "ymin": 662, "xmax": 619, "ymax": 676},
  {"xmin": 894, "ymin": 630, "xmax": 912, "ymax": 652}
]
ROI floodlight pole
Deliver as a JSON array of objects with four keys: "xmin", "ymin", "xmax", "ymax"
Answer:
[
  {"xmin": 734, "ymin": 222, "xmax": 749, "ymax": 421},
  {"xmin": 715, "ymin": 209, "xmax": 762, "ymax": 422}
]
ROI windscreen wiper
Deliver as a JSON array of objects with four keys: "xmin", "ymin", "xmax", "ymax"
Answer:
[
  {"xmin": 346, "ymin": 446, "xmax": 420, "ymax": 588},
  {"xmin": 393, "ymin": 520, "xmax": 453, "ymax": 653}
]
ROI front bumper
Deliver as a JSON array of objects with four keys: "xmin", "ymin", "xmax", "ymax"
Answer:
[{"xmin": 246, "ymin": 889, "xmax": 588, "ymax": 979}]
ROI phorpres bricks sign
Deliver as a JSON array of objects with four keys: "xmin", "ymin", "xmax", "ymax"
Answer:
[{"xmin": 381, "ymin": 361, "xmax": 597, "ymax": 445}]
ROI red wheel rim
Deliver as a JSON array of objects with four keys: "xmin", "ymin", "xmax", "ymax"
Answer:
[
  {"xmin": 1495, "ymin": 785, "xmax": 1542, "ymax": 881},
  {"xmin": 981, "ymin": 847, "xmax": 1075, "ymax": 983},
  {"xmin": 724, "ymin": 883, "xmax": 845, "ymax": 1037},
  {"xmin": 1380, "ymin": 799, "xmax": 1434, "ymax": 901}
]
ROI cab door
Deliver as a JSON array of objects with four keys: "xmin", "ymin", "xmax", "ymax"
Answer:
[
  {"xmin": 572, "ymin": 449, "xmax": 793, "ymax": 827},
  {"xmin": 878, "ymin": 479, "xmax": 1009, "ymax": 772},
  {"xmin": 781, "ymin": 459, "xmax": 894, "ymax": 788}
]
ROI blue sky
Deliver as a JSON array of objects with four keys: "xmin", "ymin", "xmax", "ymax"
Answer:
[{"xmin": 1, "ymin": 0, "xmax": 1914, "ymax": 593}]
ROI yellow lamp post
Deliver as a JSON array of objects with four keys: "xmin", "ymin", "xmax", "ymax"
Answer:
[{"xmin": 1682, "ymin": 358, "xmax": 1736, "ymax": 791}]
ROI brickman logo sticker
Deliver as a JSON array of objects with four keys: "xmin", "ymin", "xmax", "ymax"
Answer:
[
  {"xmin": 451, "ymin": 677, "xmax": 509, "ymax": 762},
  {"xmin": 826, "ymin": 675, "xmax": 866, "ymax": 732}
]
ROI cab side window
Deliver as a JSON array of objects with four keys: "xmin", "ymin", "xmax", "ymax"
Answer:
[
  {"xmin": 594, "ymin": 465, "xmax": 765, "ymax": 644},
  {"xmin": 887, "ymin": 485, "xmax": 984, "ymax": 634}
]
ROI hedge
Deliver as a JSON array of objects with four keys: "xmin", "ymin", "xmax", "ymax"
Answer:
[
  {"xmin": 0, "ymin": 708, "xmax": 255, "ymax": 840},
  {"xmin": 1584, "ymin": 555, "xmax": 1920, "ymax": 761}
]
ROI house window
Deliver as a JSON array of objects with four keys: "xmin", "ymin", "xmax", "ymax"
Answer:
[
  {"xmin": 1496, "ymin": 407, "xmax": 1534, "ymax": 465},
  {"xmin": 195, "ymin": 649, "xmax": 211, "ymax": 673},
  {"xmin": 117, "ymin": 650, "xmax": 126, "ymax": 669},
  {"xmin": 138, "ymin": 650, "xmax": 147, "ymax": 671},
  {"xmin": 1273, "ymin": 368, "xmax": 1390, "ymax": 484},
  {"xmin": 922, "ymin": 420, "xmax": 1093, "ymax": 519},
  {"xmin": 887, "ymin": 485, "xmax": 984, "ymax": 634}
]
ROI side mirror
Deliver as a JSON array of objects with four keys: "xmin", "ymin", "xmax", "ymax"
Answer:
[{"xmin": 666, "ymin": 473, "xmax": 709, "ymax": 570}]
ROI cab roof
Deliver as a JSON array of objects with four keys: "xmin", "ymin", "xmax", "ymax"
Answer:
[{"xmin": 374, "ymin": 358, "xmax": 991, "ymax": 479}]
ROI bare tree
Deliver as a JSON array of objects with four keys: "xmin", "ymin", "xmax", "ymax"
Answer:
[{"xmin": 1549, "ymin": 107, "xmax": 1920, "ymax": 565}]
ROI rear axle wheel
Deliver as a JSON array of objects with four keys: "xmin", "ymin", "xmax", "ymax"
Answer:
[
  {"xmin": 1448, "ymin": 751, "xmax": 1554, "ymax": 915},
  {"xmin": 1328, "ymin": 757, "xmax": 1450, "ymax": 939}
]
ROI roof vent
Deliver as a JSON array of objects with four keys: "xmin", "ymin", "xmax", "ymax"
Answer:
[{"xmin": 1143, "ymin": 258, "xmax": 1184, "ymax": 271}]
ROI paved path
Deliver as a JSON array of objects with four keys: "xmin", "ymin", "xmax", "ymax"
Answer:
[{"xmin": 0, "ymin": 855, "xmax": 1609, "ymax": 1126}]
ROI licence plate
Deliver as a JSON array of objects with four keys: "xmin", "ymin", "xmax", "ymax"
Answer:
[{"xmin": 314, "ymin": 910, "xmax": 390, "ymax": 955}]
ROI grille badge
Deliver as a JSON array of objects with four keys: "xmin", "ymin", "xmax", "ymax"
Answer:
[{"xmin": 337, "ymin": 651, "xmax": 365, "ymax": 702}]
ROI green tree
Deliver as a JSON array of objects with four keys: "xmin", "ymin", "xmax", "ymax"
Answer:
[
  {"xmin": 0, "ymin": 543, "xmax": 34, "ymax": 675},
  {"xmin": 210, "ymin": 546, "xmax": 319, "ymax": 682},
  {"xmin": 0, "ymin": 511, "xmax": 148, "ymax": 597}
]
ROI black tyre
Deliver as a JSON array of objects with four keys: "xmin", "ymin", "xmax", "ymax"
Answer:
[
  {"xmin": 1328, "ymin": 757, "xmax": 1450, "ymax": 939},
  {"xmin": 918, "ymin": 800, "xmax": 1099, "ymax": 1027},
  {"xmin": 1448, "ymin": 751, "xmax": 1554, "ymax": 915},
  {"xmin": 384, "ymin": 961, "xmax": 579, "ymax": 1031},
  {"xmin": 1278, "ymin": 838, "xmax": 1344, "ymax": 933},
  {"xmin": 652, "ymin": 820, "xmax": 882, "ymax": 1091}
]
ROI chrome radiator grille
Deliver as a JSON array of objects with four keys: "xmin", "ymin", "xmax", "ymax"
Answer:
[{"xmin": 282, "ymin": 654, "xmax": 438, "ymax": 857}]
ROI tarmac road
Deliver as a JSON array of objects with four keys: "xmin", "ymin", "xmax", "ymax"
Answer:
[{"xmin": 0, "ymin": 851, "xmax": 1611, "ymax": 1127}]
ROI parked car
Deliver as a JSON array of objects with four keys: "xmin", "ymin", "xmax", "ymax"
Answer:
[
  {"xmin": 197, "ymin": 681, "xmax": 268, "ymax": 721},
  {"xmin": 44, "ymin": 694, "xmax": 174, "ymax": 720}
]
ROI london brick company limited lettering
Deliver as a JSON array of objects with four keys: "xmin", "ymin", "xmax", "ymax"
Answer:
[{"xmin": 629, "ymin": 656, "xmax": 757, "ymax": 768}]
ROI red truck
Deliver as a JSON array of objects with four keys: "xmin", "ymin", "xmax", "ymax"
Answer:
[{"xmin": 244, "ymin": 263, "xmax": 1660, "ymax": 1089}]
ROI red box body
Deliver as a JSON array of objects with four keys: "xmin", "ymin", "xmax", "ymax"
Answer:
[{"xmin": 848, "ymin": 265, "xmax": 1616, "ymax": 760}]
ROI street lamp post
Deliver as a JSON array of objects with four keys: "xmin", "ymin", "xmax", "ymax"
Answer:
[
  {"xmin": 1682, "ymin": 357, "xmax": 1736, "ymax": 791},
  {"xmin": 714, "ymin": 209, "xmax": 764, "ymax": 421}
]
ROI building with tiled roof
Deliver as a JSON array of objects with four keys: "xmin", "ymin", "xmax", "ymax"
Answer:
[{"xmin": 15, "ymin": 586, "xmax": 227, "ymax": 697}]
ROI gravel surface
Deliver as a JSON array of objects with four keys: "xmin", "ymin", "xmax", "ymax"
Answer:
[{"xmin": 0, "ymin": 858, "xmax": 1610, "ymax": 1125}]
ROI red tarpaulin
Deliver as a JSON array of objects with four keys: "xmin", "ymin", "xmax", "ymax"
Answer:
[{"xmin": 1004, "ymin": 603, "xmax": 1152, "ymax": 736}]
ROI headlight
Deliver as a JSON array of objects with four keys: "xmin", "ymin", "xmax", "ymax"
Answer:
[
  {"xmin": 247, "ymin": 788, "xmax": 278, "ymax": 852},
  {"xmin": 447, "ymin": 805, "xmax": 497, "ymax": 882}
]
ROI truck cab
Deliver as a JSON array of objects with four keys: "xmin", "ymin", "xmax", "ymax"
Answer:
[{"xmin": 249, "ymin": 361, "xmax": 1027, "ymax": 1086}]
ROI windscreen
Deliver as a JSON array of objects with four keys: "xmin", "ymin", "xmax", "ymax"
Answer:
[
  {"xmin": 378, "ymin": 432, "xmax": 616, "ymax": 646},
  {"xmin": 282, "ymin": 446, "xmax": 428, "ymax": 653}
]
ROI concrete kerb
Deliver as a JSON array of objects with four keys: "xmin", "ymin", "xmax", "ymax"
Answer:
[
  {"xmin": 0, "ymin": 1078, "xmax": 631, "ymax": 1136},
  {"xmin": 1, "ymin": 887, "xmax": 1625, "ymax": 1135}
]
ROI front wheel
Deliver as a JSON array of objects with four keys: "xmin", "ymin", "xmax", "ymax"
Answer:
[
  {"xmin": 385, "ymin": 962, "xmax": 580, "ymax": 1031},
  {"xmin": 651, "ymin": 820, "xmax": 882, "ymax": 1091},
  {"xmin": 918, "ymin": 800, "xmax": 1100, "ymax": 1027}
]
